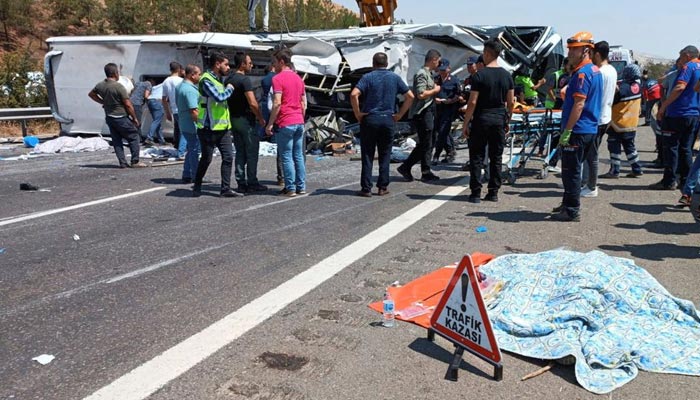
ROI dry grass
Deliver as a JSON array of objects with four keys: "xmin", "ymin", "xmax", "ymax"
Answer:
[{"xmin": 0, "ymin": 120, "xmax": 61, "ymax": 138}]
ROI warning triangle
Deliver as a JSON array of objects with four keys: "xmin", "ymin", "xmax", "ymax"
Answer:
[{"xmin": 430, "ymin": 254, "xmax": 501, "ymax": 363}]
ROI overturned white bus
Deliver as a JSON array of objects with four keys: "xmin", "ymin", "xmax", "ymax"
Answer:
[{"xmin": 44, "ymin": 24, "xmax": 563, "ymax": 136}]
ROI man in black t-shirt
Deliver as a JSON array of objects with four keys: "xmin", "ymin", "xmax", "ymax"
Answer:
[
  {"xmin": 225, "ymin": 52, "xmax": 267, "ymax": 193},
  {"xmin": 460, "ymin": 39, "xmax": 515, "ymax": 203}
]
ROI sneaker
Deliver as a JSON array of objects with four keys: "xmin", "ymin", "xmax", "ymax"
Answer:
[
  {"xmin": 550, "ymin": 209, "xmax": 580, "ymax": 222},
  {"xmin": 130, "ymin": 162, "xmax": 148, "ymax": 168},
  {"xmin": 581, "ymin": 186, "xmax": 598, "ymax": 198},
  {"xmin": 397, "ymin": 165, "xmax": 414, "ymax": 182},
  {"xmin": 296, "ymin": 189, "xmax": 307, "ymax": 195},
  {"xmin": 421, "ymin": 172, "xmax": 440, "ymax": 182},
  {"xmin": 377, "ymin": 188, "xmax": 390, "ymax": 196},
  {"xmin": 648, "ymin": 181, "xmax": 677, "ymax": 190},
  {"xmin": 551, "ymin": 203, "xmax": 563, "ymax": 213},
  {"xmin": 547, "ymin": 165, "xmax": 561, "ymax": 173},
  {"xmin": 599, "ymin": 172, "xmax": 619, "ymax": 179},
  {"xmin": 468, "ymin": 194, "xmax": 481, "ymax": 204},
  {"xmin": 626, "ymin": 171, "xmax": 643, "ymax": 178},
  {"xmin": 119, "ymin": 163, "xmax": 129, "ymax": 169},
  {"xmin": 220, "ymin": 190, "xmax": 244, "ymax": 198},
  {"xmin": 278, "ymin": 188, "xmax": 297, "ymax": 197},
  {"xmin": 182, "ymin": 177, "xmax": 193, "ymax": 184},
  {"xmin": 277, "ymin": 178, "xmax": 285, "ymax": 186},
  {"xmin": 461, "ymin": 162, "xmax": 471, "ymax": 172},
  {"xmin": 483, "ymin": 192, "xmax": 499, "ymax": 202},
  {"xmin": 247, "ymin": 184, "xmax": 268, "ymax": 192},
  {"xmin": 678, "ymin": 194, "xmax": 692, "ymax": 207},
  {"xmin": 357, "ymin": 190, "xmax": 372, "ymax": 197},
  {"xmin": 192, "ymin": 188, "xmax": 201, "ymax": 198},
  {"xmin": 144, "ymin": 139, "xmax": 156, "ymax": 146}
]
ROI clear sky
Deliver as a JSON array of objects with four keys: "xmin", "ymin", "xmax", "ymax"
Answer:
[{"xmin": 335, "ymin": 0, "xmax": 697, "ymax": 59}]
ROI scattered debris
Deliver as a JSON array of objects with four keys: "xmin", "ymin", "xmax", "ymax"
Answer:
[
  {"xmin": 23, "ymin": 136, "xmax": 39, "ymax": 148},
  {"xmin": 0, "ymin": 248, "xmax": 5, "ymax": 254},
  {"xmin": 257, "ymin": 352, "xmax": 309, "ymax": 371},
  {"xmin": 32, "ymin": 354, "xmax": 55, "ymax": 365},
  {"xmin": 317, "ymin": 309, "xmax": 340, "ymax": 321},
  {"xmin": 521, "ymin": 362, "xmax": 554, "ymax": 381},
  {"xmin": 476, "ymin": 226, "xmax": 488, "ymax": 233},
  {"xmin": 19, "ymin": 183, "xmax": 39, "ymax": 191},
  {"xmin": 72, "ymin": 234, "xmax": 80, "ymax": 241}
]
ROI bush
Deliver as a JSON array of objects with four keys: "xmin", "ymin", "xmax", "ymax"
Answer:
[{"xmin": 0, "ymin": 48, "xmax": 48, "ymax": 108}]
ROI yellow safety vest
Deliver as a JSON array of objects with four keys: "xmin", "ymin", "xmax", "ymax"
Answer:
[{"xmin": 197, "ymin": 71, "xmax": 231, "ymax": 131}]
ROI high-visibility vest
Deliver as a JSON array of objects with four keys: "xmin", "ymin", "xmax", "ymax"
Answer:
[
  {"xmin": 545, "ymin": 69, "xmax": 564, "ymax": 109},
  {"xmin": 197, "ymin": 71, "xmax": 231, "ymax": 131}
]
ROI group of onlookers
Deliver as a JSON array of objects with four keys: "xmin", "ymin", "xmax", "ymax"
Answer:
[{"xmin": 89, "ymin": 48, "xmax": 307, "ymax": 198}]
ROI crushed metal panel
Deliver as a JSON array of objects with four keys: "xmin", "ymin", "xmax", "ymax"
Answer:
[{"xmin": 290, "ymin": 37, "xmax": 343, "ymax": 76}]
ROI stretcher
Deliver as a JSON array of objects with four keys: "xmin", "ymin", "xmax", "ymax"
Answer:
[{"xmin": 504, "ymin": 108, "xmax": 562, "ymax": 184}]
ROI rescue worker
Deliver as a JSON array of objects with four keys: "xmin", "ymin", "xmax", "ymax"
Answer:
[
  {"xmin": 550, "ymin": 31, "xmax": 603, "ymax": 222},
  {"xmin": 653, "ymin": 45, "xmax": 700, "ymax": 191},
  {"xmin": 600, "ymin": 63, "xmax": 643, "ymax": 178},
  {"xmin": 514, "ymin": 66, "xmax": 546, "ymax": 106},
  {"xmin": 192, "ymin": 51, "xmax": 241, "ymax": 198}
]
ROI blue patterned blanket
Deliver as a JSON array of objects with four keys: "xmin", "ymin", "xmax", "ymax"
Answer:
[{"xmin": 481, "ymin": 250, "xmax": 700, "ymax": 394}]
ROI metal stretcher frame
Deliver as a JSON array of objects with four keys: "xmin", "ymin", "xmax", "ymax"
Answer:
[{"xmin": 503, "ymin": 109, "xmax": 562, "ymax": 184}]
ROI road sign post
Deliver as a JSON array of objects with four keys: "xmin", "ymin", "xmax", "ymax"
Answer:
[{"xmin": 429, "ymin": 254, "xmax": 503, "ymax": 381}]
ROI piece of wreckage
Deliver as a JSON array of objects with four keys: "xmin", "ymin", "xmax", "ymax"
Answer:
[{"xmin": 44, "ymin": 24, "xmax": 563, "ymax": 154}]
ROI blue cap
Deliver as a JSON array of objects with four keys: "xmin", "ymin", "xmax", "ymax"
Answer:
[
  {"xmin": 438, "ymin": 58, "xmax": 450, "ymax": 71},
  {"xmin": 467, "ymin": 55, "xmax": 478, "ymax": 64}
]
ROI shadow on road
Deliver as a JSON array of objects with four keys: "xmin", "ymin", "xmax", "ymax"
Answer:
[
  {"xmin": 610, "ymin": 202, "xmax": 686, "ymax": 215},
  {"xmin": 599, "ymin": 243, "xmax": 700, "ymax": 261},
  {"xmin": 407, "ymin": 338, "xmax": 493, "ymax": 380},
  {"xmin": 467, "ymin": 210, "xmax": 551, "ymax": 223},
  {"xmin": 80, "ymin": 164, "xmax": 122, "ymax": 169},
  {"xmin": 614, "ymin": 221, "xmax": 700, "ymax": 235},
  {"xmin": 503, "ymin": 190, "xmax": 561, "ymax": 199}
]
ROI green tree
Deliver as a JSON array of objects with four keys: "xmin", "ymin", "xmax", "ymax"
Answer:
[
  {"xmin": 645, "ymin": 61, "xmax": 674, "ymax": 81},
  {"xmin": 0, "ymin": 47, "xmax": 47, "ymax": 107},
  {"xmin": 0, "ymin": 0, "xmax": 32, "ymax": 49}
]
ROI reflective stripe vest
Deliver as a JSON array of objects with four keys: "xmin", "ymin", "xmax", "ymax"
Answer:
[{"xmin": 197, "ymin": 71, "xmax": 231, "ymax": 131}]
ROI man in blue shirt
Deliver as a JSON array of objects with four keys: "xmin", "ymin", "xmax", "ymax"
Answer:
[
  {"xmin": 175, "ymin": 64, "xmax": 202, "ymax": 184},
  {"xmin": 652, "ymin": 45, "xmax": 700, "ymax": 191},
  {"xmin": 350, "ymin": 52, "xmax": 415, "ymax": 196},
  {"xmin": 550, "ymin": 31, "xmax": 603, "ymax": 222}
]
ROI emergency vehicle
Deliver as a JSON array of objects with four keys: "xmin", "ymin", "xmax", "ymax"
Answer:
[{"xmin": 608, "ymin": 46, "xmax": 635, "ymax": 77}]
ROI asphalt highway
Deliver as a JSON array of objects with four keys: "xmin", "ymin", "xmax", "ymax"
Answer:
[{"xmin": 1, "ymin": 127, "xmax": 698, "ymax": 399}]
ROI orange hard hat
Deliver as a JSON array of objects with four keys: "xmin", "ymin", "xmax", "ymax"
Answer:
[{"xmin": 567, "ymin": 31, "xmax": 595, "ymax": 48}]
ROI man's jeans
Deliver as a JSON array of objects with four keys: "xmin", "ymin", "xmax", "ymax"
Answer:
[
  {"xmin": 174, "ymin": 115, "xmax": 187, "ymax": 158},
  {"xmin": 181, "ymin": 129, "xmax": 200, "ymax": 180},
  {"xmin": 661, "ymin": 116, "xmax": 698, "ymax": 187},
  {"xmin": 360, "ymin": 114, "xmax": 394, "ymax": 192},
  {"xmin": 582, "ymin": 123, "xmax": 608, "ymax": 189},
  {"xmin": 232, "ymin": 117, "xmax": 261, "ymax": 187},
  {"xmin": 277, "ymin": 124, "xmax": 306, "ymax": 192},
  {"xmin": 561, "ymin": 133, "xmax": 595, "ymax": 216},
  {"xmin": 195, "ymin": 129, "xmax": 234, "ymax": 193},
  {"xmin": 105, "ymin": 116, "xmax": 141, "ymax": 166},
  {"xmin": 147, "ymin": 99, "xmax": 165, "ymax": 143}
]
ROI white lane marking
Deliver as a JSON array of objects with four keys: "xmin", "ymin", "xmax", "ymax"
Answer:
[
  {"xmin": 0, "ymin": 187, "xmax": 166, "ymax": 227},
  {"xmin": 1, "ymin": 181, "xmax": 364, "ymax": 318},
  {"xmin": 84, "ymin": 177, "xmax": 469, "ymax": 400}
]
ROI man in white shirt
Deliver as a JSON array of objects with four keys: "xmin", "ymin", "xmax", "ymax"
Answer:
[
  {"xmin": 582, "ymin": 41, "xmax": 617, "ymax": 197},
  {"xmin": 162, "ymin": 62, "xmax": 185, "ymax": 157}
]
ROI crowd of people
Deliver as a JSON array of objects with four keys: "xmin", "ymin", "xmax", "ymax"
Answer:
[
  {"xmin": 89, "ymin": 48, "xmax": 307, "ymax": 198},
  {"xmin": 88, "ymin": 34, "xmax": 700, "ymax": 219}
]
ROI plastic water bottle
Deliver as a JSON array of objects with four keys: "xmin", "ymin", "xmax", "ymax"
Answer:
[{"xmin": 382, "ymin": 290, "xmax": 395, "ymax": 328}]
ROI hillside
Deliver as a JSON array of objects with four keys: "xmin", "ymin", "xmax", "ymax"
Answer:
[{"xmin": 1, "ymin": 0, "xmax": 358, "ymax": 62}]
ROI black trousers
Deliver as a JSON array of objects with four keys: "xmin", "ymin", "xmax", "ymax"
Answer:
[
  {"xmin": 360, "ymin": 114, "xmax": 395, "ymax": 192},
  {"xmin": 195, "ymin": 128, "xmax": 234, "ymax": 193},
  {"xmin": 402, "ymin": 106, "xmax": 435, "ymax": 174},
  {"xmin": 469, "ymin": 115, "xmax": 506, "ymax": 195}
]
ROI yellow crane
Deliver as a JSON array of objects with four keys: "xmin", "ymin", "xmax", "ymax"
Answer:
[{"xmin": 356, "ymin": 0, "xmax": 397, "ymax": 27}]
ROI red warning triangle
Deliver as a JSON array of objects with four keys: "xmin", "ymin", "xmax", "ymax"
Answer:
[{"xmin": 430, "ymin": 254, "xmax": 501, "ymax": 363}]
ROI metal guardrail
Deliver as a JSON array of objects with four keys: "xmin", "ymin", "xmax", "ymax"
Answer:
[{"xmin": 0, "ymin": 107, "xmax": 54, "ymax": 137}]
